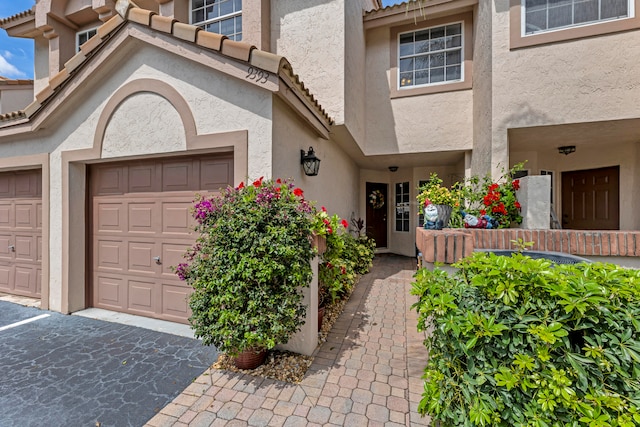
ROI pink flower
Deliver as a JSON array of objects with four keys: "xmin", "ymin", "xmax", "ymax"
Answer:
[{"xmin": 321, "ymin": 206, "xmax": 327, "ymax": 212}]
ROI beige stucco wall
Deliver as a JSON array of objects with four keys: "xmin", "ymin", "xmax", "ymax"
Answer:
[
  {"xmin": 271, "ymin": 96, "xmax": 359, "ymax": 222},
  {"xmin": 271, "ymin": 0, "xmax": 345, "ymax": 124},
  {"xmin": 0, "ymin": 85, "xmax": 33, "ymax": 114},
  {"xmin": 0, "ymin": 41, "xmax": 274, "ymax": 312},
  {"xmin": 364, "ymin": 26, "xmax": 473, "ymax": 156}
]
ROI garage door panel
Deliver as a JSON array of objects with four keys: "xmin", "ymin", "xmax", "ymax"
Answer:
[
  {"xmin": 128, "ymin": 241, "xmax": 157, "ymax": 274},
  {"xmin": 128, "ymin": 202, "xmax": 158, "ymax": 233},
  {"xmin": 0, "ymin": 170, "xmax": 42, "ymax": 299},
  {"xmin": 96, "ymin": 239, "xmax": 126, "ymax": 271},
  {"xmin": 0, "ymin": 235, "xmax": 12, "ymax": 261},
  {"xmin": 201, "ymin": 159, "xmax": 233, "ymax": 189},
  {"xmin": 162, "ymin": 202, "xmax": 193, "ymax": 235},
  {"xmin": 15, "ymin": 203, "xmax": 35, "ymax": 230},
  {"xmin": 14, "ymin": 267, "xmax": 35, "ymax": 294},
  {"xmin": 95, "ymin": 202, "xmax": 126, "ymax": 233},
  {"xmin": 95, "ymin": 275, "xmax": 125, "ymax": 308},
  {"xmin": 0, "ymin": 204, "xmax": 13, "ymax": 229},
  {"xmin": 93, "ymin": 166, "xmax": 126, "ymax": 195},
  {"xmin": 162, "ymin": 161, "xmax": 195, "ymax": 192},
  {"xmin": 162, "ymin": 283, "xmax": 190, "ymax": 319},
  {"xmin": 91, "ymin": 156, "xmax": 232, "ymax": 323},
  {"xmin": 14, "ymin": 172, "xmax": 39, "ymax": 197},
  {"xmin": 0, "ymin": 264, "xmax": 13, "ymax": 292},
  {"xmin": 129, "ymin": 165, "xmax": 158, "ymax": 193},
  {"xmin": 0, "ymin": 175, "xmax": 12, "ymax": 198},
  {"xmin": 14, "ymin": 235, "xmax": 36, "ymax": 262},
  {"xmin": 128, "ymin": 280, "xmax": 157, "ymax": 314},
  {"xmin": 161, "ymin": 243, "xmax": 191, "ymax": 277}
]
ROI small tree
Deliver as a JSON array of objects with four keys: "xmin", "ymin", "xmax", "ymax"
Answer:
[{"xmin": 176, "ymin": 178, "xmax": 315, "ymax": 356}]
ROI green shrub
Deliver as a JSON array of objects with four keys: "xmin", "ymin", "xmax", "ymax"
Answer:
[
  {"xmin": 317, "ymin": 211, "xmax": 375, "ymax": 304},
  {"xmin": 177, "ymin": 178, "xmax": 315, "ymax": 356},
  {"xmin": 412, "ymin": 252, "xmax": 640, "ymax": 426}
]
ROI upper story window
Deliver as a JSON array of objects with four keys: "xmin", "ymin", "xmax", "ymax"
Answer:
[
  {"xmin": 398, "ymin": 22, "xmax": 463, "ymax": 89},
  {"xmin": 191, "ymin": 0, "xmax": 242, "ymax": 41},
  {"xmin": 77, "ymin": 28, "xmax": 98, "ymax": 52},
  {"xmin": 524, "ymin": 0, "xmax": 631, "ymax": 35}
]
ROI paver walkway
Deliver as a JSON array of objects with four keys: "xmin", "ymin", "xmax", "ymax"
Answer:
[{"xmin": 145, "ymin": 254, "xmax": 431, "ymax": 426}]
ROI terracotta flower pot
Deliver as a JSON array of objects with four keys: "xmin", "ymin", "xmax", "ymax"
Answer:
[
  {"xmin": 233, "ymin": 348, "xmax": 267, "ymax": 370},
  {"xmin": 318, "ymin": 305, "xmax": 326, "ymax": 332}
]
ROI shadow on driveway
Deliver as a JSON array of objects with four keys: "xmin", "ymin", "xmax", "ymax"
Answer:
[{"xmin": 0, "ymin": 301, "xmax": 217, "ymax": 427}]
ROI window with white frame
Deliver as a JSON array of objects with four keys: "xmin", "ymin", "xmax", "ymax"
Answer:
[
  {"xmin": 77, "ymin": 28, "xmax": 98, "ymax": 52},
  {"xmin": 524, "ymin": 0, "xmax": 631, "ymax": 35},
  {"xmin": 395, "ymin": 182, "xmax": 410, "ymax": 232},
  {"xmin": 398, "ymin": 22, "xmax": 463, "ymax": 89},
  {"xmin": 191, "ymin": 0, "xmax": 242, "ymax": 41}
]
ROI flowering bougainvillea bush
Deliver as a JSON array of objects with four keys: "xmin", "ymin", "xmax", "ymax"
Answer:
[
  {"xmin": 412, "ymin": 252, "xmax": 640, "ymax": 426},
  {"xmin": 177, "ymin": 177, "xmax": 315, "ymax": 356},
  {"xmin": 316, "ymin": 208, "xmax": 375, "ymax": 305}
]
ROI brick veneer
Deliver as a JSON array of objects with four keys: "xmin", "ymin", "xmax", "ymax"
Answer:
[{"xmin": 416, "ymin": 228, "xmax": 640, "ymax": 264}]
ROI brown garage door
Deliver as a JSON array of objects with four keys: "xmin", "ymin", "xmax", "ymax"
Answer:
[
  {"xmin": 90, "ymin": 155, "xmax": 233, "ymax": 323},
  {"xmin": 0, "ymin": 170, "xmax": 42, "ymax": 298}
]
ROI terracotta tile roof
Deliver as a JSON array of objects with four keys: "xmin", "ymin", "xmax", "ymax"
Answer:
[
  {"xmin": 0, "ymin": 7, "xmax": 35, "ymax": 26},
  {"xmin": 0, "ymin": 77, "xmax": 33, "ymax": 85},
  {"xmin": 0, "ymin": 3, "xmax": 333, "ymax": 129}
]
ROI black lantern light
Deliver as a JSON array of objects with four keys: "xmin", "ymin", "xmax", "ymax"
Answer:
[
  {"xmin": 300, "ymin": 147, "xmax": 321, "ymax": 176},
  {"xmin": 558, "ymin": 145, "xmax": 576, "ymax": 155}
]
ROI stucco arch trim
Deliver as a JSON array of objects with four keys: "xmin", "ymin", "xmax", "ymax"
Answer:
[{"xmin": 94, "ymin": 78, "xmax": 198, "ymax": 155}]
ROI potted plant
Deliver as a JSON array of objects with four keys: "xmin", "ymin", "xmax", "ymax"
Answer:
[
  {"xmin": 176, "ymin": 178, "xmax": 315, "ymax": 369},
  {"xmin": 417, "ymin": 173, "xmax": 458, "ymax": 229}
]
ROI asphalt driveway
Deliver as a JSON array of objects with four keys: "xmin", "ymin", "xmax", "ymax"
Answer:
[{"xmin": 0, "ymin": 301, "xmax": 217, "ymax": 427}]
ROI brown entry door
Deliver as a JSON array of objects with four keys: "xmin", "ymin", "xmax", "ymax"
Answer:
[
  {"xmin": 90, "ymin": 155, "xmax": 233, "ymax": 324},
  {"xmin": 561, "ymin": 166, "xmax": 619, "ymax": 230},
  {"xmin": 0, "ymin": 170, "xmax": 42, "ymax": 298},
  {"xmin": 366, "ymin": 182, "xmax": 387, "ymax": 248}
]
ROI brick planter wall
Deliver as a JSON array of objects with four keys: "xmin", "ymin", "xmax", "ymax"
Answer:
[{"xmin": 416, "ymin": 228, "xmax": 640, "ymax": 264}]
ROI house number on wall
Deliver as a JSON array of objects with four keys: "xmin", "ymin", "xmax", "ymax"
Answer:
[{"xmin": 246, "ymin": 67, "xmax": 270, "ymax": 84}]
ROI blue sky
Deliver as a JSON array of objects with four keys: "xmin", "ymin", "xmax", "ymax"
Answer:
[
  {"xmin": 0, "ymin": 0, "xmax": 403, "ymax": 80},
  {"xmin": 0, "ymin": 0, "xmax": 35, "ymax": 79}
]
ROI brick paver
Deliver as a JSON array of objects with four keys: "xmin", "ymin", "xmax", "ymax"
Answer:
[{"xmin": 144, "ymin": 255, "xmax": 430, "ymax": 426}]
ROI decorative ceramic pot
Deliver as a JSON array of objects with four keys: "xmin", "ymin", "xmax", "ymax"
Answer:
[{"xmin": 233, "ymin": 348, "xmax": 267, "ymax": 370}]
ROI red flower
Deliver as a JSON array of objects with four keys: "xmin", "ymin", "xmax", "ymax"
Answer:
[
  {"xmin": 341, "ymin": 219, "xmax": 348, "ymax": 228},
  {"xmin": 515, "ymin": 201, "xmax": 521, "ymax": 210},
  {"xmin": 253, "ymin": 179, "xmax": 262, "ymax": 187},
  {"xmin": 237, "ymin": 182, "xmax": 245, "ymax": 189},
  {"xmin": 323, "ymin": 219, "xmax": 330, "ymax": 225},
  {"xmin": 326, "ymin": 262, "xmax": 332, "ymax": 269},
  {"xmin": 293, "ymin": 188, "xmax": 304, "ymax": 197},
  {"xmin": 276, "ymin": 178, "xmax": 282, "ymax": 184},
  {"xmin": 480, "ymin": 209, "xmax": 486, "ymax": 216},
  {"xmin": 327, "ymin": 226, "xmax": 333, "ymax": 234},
  {"xmin": 321, "ymin": 206, "xmax": 327, "ymax": 212},
  {"xmin": 340, "ymin": 266, "xmax": 346, "ymax": 275},
  {"xmin": 275, "ymin": 187, "xmax": 281, "ymax": 193},
  {"xmin": 489, "ymin": 183, "xmax": 499, "ymax": 191},
  {"xmin": 512, "ymin": 180, "xmax": 520, "ymax": 191}
]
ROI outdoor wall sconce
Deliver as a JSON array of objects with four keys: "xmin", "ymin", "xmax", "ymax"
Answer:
[
  {"xmin": 558, "ymin": 145, "xmax": 576, "ymax": 155},
  {"xmin": 300, "ymin": 147, "xmax": 321, "ymax": 176},
  {"xmin": 388, "ymin": 166, "xmax": 399, "ymax": 172}
]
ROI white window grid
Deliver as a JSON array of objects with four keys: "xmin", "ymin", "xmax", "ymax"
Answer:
[
  {"xmin": 398, "ymin": 21, "xmax": 464, "ymax": 89},
  {"xmin": 395, "ymin": 182, "xmax": 411, "ymax": 233},
  {"xmin": 191, "ymin": 0, "xmax": 242, "ymax": 41},
  {"xmin": 76, "ymin": 28, "xmax": 98, "ymax": 52},
  {"xmin": 522, "ymin": 0, "xmax": 632, "ymax": 36}
]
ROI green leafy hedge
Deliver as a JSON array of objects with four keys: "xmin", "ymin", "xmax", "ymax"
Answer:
[{"xmin": 412, "ymin": 252, "xmax": 640, "ymax": 426}]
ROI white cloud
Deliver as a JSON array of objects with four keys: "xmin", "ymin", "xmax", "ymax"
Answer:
[
  {"xmin": 3, "ymin": 50, "xmax": 13, "ymax": 59},
  {"xmin": 0, "ymin": 54, "xmax": 26, "ymax": 78}
]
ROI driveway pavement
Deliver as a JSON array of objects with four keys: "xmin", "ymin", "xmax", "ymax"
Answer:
[{"xmin": 0, "ymin": 301, "xmax": 217, "ymax": 427}]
